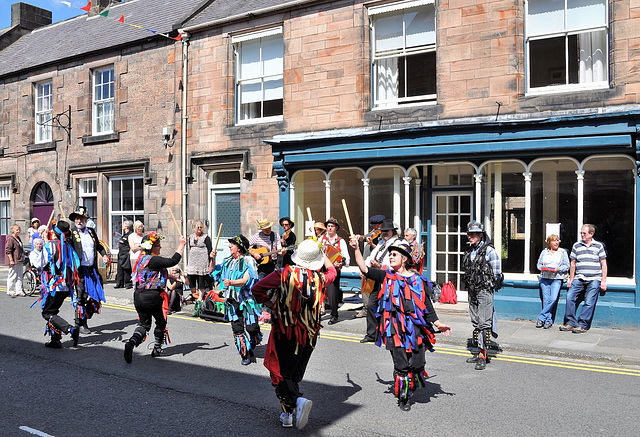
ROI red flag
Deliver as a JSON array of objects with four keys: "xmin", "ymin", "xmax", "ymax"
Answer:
[
  {"xmin": 172, "ymin": 34, "xmax": 182, "ymax": 41},
  {"xmin": 117, "ymin": 14, "xmax": 125, "ymax": 23},
  {"xmin": 81, "ymin": 1, "xmax": 91, "ymax": 11}
]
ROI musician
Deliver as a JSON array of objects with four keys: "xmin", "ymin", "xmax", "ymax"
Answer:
[
  {"xmin": 313, "ymin": 222, "xmax": 326, "ymax": 239},
  {"xmin": 355, "ymin": 214, "xmax": 386, "ymax": 319},
  {"xmin": 249, "ymin": 218, "xmax": 281, "ymax": 279},
  {"xmin": 319, "ymin": 217, "xmax": 350, "ymax": 325},
  {"xmin": 360, "ymin": 219, "xmax": 400, "ymax": 343},
  {"xmin": 277, "ymin": 217, "xmax": 296, "ymax": 268}
]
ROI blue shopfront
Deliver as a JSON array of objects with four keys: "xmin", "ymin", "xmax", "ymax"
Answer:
[{"xmin": 268, "ymin": 111, "xmax": 640, "ymax": 328}]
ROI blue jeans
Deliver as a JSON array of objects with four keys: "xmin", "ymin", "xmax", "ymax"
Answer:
[
  {"xmin": 538, "ymin": 278, "xmax": 562, "ymax": 324},
  {"xmin": 563, "ymin": 279, "xmax": 601, "ymax": 330}
]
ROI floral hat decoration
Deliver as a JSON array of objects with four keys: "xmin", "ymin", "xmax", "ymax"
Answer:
[{"xmin": 141, "ymin": 231, "xmax": 165, "ymax": 253}]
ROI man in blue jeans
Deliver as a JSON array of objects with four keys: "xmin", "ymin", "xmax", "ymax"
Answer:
[{"xmin": 560, "ymin": 224, "xmax": 607, "ymax": 333}]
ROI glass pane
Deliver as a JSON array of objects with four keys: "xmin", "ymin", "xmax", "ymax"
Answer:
[
  {"xmin": 448, "ymin": 215, "xmax": 458, "ymax": 232},
  {"xmin": 405, "ymin": 52, "xmax": 436, "ymax": 97},
  {"xmin": 216, "ymin": 193, "xmax": 240, "ymax": 237},
  {"xmin": 264, "ymin": 78, "xmax": 283, "ymax": 101},
  {"xmin": 528, "ymin": 0, "xmax": 565, "ymax": 35},
  {"xmin": 460, "ymin": 195, "xmax": 471, "ymax": 213},
  {"xmin": 240, "ymin": 79, "xmax": 262, "ymax": 104},
  {"xmin": 262, "ymin": 35, "xmax": 283, "ymax": 75},
  {"xmin": 239, "ymin": 39, "xmax": 261, "ymax": 79},
  {"xmin": 530, "ymin": 37, "xmax": 566, "ymax": 88},
  {"xmin": 448, "ymin": 235, "xmax": 458, "ymax": 252},
  {"xmin": 437, "ymin": 196, "xmax": 446, "ymax": 213},
  {"xmin": 436, "ymin": 253, "xmax": 446, "ymax": 269},
  {"xmin": 567, "ymin": 0, "xmax": 606, "ymax": 29},
  {"xmin": 375, "ymin": 12, "xmax": 403, "ymax": 53},
  {"xmin": 436, "ymin": 215, "xmax": 446, "ymax": 232},
  {"xmin": 437, "ymin": 234, "xmax": 446, "ymax": 251},
  {"xmin": 111, "ymin": 180, "xmax": 121, "ymax": 212},
  {"xmin": 122, "ymin": 179, "xmax": 133, "ymax": 211},
  {"xmin": 448, "ymin": 254, "xmax": 458, "ymax": 271},
  {"xmin": 405, "ymin": 5, "xmax": 435, "ymax": 47},
  {"xmin": 448, "ymin": 196, "xmax": 458, "ymax": 213},
  {"xmin": 292, "ymin": 170, "xmax": 325, "ymax": 238}
]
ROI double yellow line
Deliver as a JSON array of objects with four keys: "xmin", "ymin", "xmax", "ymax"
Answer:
[{"xmin": 102, "ymin": 302, "xmax": 640, "ymax": 377}]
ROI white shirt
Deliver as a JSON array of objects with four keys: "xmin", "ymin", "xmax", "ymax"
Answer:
[
  {"xmin": 29, "ymin": 248, "xmax": 46, "ymax": 272},
  {"xmin": 79, "ymin": 227, "xmax": 95, "ymax": 267},
  {"xmin": 365, "ymin": 235, "xmax": 399, "ymax": 268}
]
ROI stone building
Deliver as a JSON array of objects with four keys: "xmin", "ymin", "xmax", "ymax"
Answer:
[{"xmin": 1, "ymin": 0, "xmax": 639, "ymax": 326}]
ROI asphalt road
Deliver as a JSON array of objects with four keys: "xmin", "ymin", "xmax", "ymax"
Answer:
[{"xmin": 2, "ymin": 294, "xmax": 639, "ymax": 437}]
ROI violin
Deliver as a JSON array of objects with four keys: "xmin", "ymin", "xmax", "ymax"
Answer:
[{"xmin": 358, "ymin": 229, "xmax": 381, "ymax": 242}]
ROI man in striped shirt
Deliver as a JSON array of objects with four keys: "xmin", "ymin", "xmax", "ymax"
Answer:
[{"xmin": 560, "ymin": 224, "xmax": 607, "ymax": 334}]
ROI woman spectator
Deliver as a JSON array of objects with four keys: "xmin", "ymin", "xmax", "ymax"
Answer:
[
  {"xmin": 28, "ymin": 217, "xmax": 41, "ymax": 246},
  {"xmin": 536, "ymin": 234, "xmax": 570, "ymax": 329},
  {"xmin": 128, "ymin": 220, "xmax": 145, "ymax": 267},
  {"xmin": 115, "ymin": 220, "xmax": 133, "ymax": 289},
  {"xmin": 29, "ymin": 238, "xmax": 46, "ymax": 274},
  {"xmin": 404, "ymin": 227, "xmax": 425, "ymax": 273},
  {"xmin": 166, "ymin": 267, "xmax": 189, "ymax": 315},
  {"xmin": 349, "ymin": 236, "xmax": 451, "ymax": 411},
  {"xmin": 186, "ymin": 220, "xmax": 213, "ymax": 315},
  {"xmin": 123, "ymin": 232, "xmax": 187, "ymax": 363},
  {"xmin": 5, "ymin": 224, "xmax": 25, "ymax": 297}
]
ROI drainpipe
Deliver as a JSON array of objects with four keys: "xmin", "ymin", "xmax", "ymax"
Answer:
[{"xmin": 180, "ymin": 31, "xmax": 190, "ymax": 262}]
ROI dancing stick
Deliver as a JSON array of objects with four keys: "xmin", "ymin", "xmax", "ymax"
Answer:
[
  {"xmin": 213, "ymin": 223, "xmax": 223, "ymax": 251},
  {"xmin": 166, "ymin": 206, "xmax": 183, "ymax": 238},
  {"xmin": 45, "ymin": 209, "xmax": 55, "ymax": 228},
  {"xmin": 59, "ymin": 205, "xmax": 66, "ymax": 220},
  {"xmin": 341, "ymin": 198, "xmax": 355, "ymax": 237},
  {"xmin": 306, "ymin": 207, "xmax": 313, "ymax": 222}
]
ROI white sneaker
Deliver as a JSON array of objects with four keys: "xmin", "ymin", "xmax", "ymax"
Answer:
[
  {"xmin": 294, "ymin": 397, "xmax": 313, "ymax": 429},
  {"xmin": 280, "ymin": 412, "xmax": 293, "ymax": 428},
  {"xmin": 7, "ymin": 292, "xmax": 16, "ymax": 298}
]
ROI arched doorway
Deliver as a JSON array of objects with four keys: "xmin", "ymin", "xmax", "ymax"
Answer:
[{"xmin": 32, "ymin": 182, "xmax": 54, "ymax": 239}]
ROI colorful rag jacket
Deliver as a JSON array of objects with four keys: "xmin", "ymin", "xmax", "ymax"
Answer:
[
  {"xmin": 132, "ymin": 255, "xmax": 167, "ymax": 292},
  {"xmin": 32, "ymin": 240, "xmax": 80, "ymax": 310},
  {"xmin": 211, "ymin": 255, "xmax": 261, "ymax": 325},
  {"xmin": 370, "ymin": 267, "xmax": 436, "ymax": 353},
  {"xmin": 274, "ymin": 265, "xmax": 326, "ymax": 353}
]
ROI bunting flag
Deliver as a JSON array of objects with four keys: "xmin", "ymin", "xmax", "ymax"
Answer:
[{"xmin": 54, "ymin": 1, "xmax": 182, "ymax": 42}]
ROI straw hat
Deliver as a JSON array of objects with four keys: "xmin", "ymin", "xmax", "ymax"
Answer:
[
  {"xmin": 256, "ymin": 218, "xmax": 273, "ymax": 230},
  {"xmin": 291, "ymin": 239, "xmax": 325, "ymax": 270},
  {"xmin": 314, "ymin": 222, "xmax": 326, "ymax": 231}
]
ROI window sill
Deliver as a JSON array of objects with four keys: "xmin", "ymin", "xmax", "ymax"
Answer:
[
  {"xmin": 82, "ymin": 132, "xmax": 120, "ymax": 146},
  {"xmin": 235, "ymin": 115, "xmax": 284, "ymax": 126},
  {"xmin": 525, "ymin": 82, "xmax": 610, "ymax": 97},
  {"xmin": 372, "ymin": 100, "xmax": 437, "ymax": 111},
  {"xmin": 27, "ymin": 141, "xmax": 56, "ymax": 153}
]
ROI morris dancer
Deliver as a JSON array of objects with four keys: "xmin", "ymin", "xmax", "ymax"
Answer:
[
  {"xmin": 124, "ymin": 232, "xmax": 186, "ymax": 363},
  {"xmin": 210, "ymin": 235, "xmax": 262, "ymax": 365},
  {"xmin": 68, "ymin": 206, "xmax": 108, "ymax": 334},
  {"xmin": 349, "ymin": 236, "xmax": 451, "ymax": 411},
  {"xmin": 252, "ymin": 239, "xmax": 336, "ymax": 429},
  {"xmin": 34, "ymin": 221, "xmax": 81, "ymax": 348}
]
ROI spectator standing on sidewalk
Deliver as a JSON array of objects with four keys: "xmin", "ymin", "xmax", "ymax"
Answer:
[
  {"xmin": 114, "ymin": 220, "xmax": 133, "ymax": 289},
  {"xmin": 5, "ymin": 224, "xmax": 25, "ymax": 297},
  {"xmin": 559, "ymin": 224, "xmax": 607, "ymax": 334}
]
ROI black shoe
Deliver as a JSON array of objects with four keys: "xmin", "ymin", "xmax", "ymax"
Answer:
[
  {"xmin": 151, "ymin": 345, "xmax": 163, "ymax": 358},
  {"xmin": 45, "ymin": 340, "xmax": 63, "ymax": 349},
  {"xmin": 114, "ymin": 285, "xmax": 123, "ymax": 289},
  {"xmin": 398, "ymin": 398, "xmax": 411, "ymax": 411},
  {"xmin": 466, "ymin": 355, "xmax": 479, "ymax": 363},
  {"xmin": 535, "ymin": 320, "xmax": 544, "ymax": 328},
  {"xmin": 360, "ymin": 337, "xmax": 374, "ymax": 343},
  {"xmin": 241, "ymin": 356, "xmax": 251, "ymax": 365},
  {"xmin": 125, "ymin": 284, "xmax": 133, "ymax": 289},
  {"xmin": 328, "ymin": 317, "xmax": 338, "ymax": 325},
  {"xmin": 124, "ymin": 341, "xmax": 134, "ymax": 363},
  {"xmin": 249, "ymin": 350, "xmax": 256, "ymax": 363},
  {"xmin": 71, "ymin": 326, "xmax": 79, "ymax": 347},
  {"xmin": 475, "ymin": 357, "xmax": 487, "ymax": 370}
]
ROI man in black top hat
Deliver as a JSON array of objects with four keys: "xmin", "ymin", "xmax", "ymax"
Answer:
[
  {"xmin": 68, "ymin": 206, "xmax": 109, "ymax": 334},
  {"xmin": 277, "ymin": 217, "xmax": 296, "ymax": 268}
]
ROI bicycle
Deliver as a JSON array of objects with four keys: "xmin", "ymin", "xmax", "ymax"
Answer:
[
  {"xmin": 99, "ymin": 240, "xmax": 114, "ymax": 281},
  {"xmin": 22, "ymin": 261, "xmax": 42, "ymax": 297}
]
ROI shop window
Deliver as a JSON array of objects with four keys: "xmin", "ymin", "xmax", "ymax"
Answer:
[
  {"xmin": 530, "ymin": 159, "xmax": 578, "ymax": 271},
  {"xmin": 233, "ymin": 28, "xmax": 283, "ymax": 123},
  {"xmin": 481, "ymin": 161, "xmax": 526, "ymax": 274},
  {"xmin": 526, "ymin": 0, "xmax": 608, "ymax": 92},
  {"xmin": 292, "ymin": 170, "xmax": 326, "ymax": 236},
  {"xmin": 369, "ymin": 0, "xmax": 436, "ymax": 108},
  {"xmin": 35, "ymin": 81, "xmax": 52, "ymax": 143},
  {"xmin": 583, "ymin": 157, "xmax": 634, "ymax": 278},
  {"xmin": 432, "ymin": 164, "xmax": 474, "ymax": 187}
]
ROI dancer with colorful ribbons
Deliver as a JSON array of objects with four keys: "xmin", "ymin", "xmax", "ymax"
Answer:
[
  {"xmin": 33, "ymin": 220, "xmax": 81, "ymax": 348},
  {"xmin": 209, "ymin": 235, "xmax": 262, "ymax": 366},
  {"xmin": 123, "ymin": 232, "xmax": 186, "ymax": 363},
  {"xmin": 68, "ymin": 206, "xmax": 109, "ymax": 334},
  {"xmin": 252, "ymin": 239, "xmax": 337, "ymax": 429},
  {"xmin": 349, "ymin": 236, "xmax": 451, "ymax": 411}
]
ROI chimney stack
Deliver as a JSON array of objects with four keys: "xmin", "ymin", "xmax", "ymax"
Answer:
[{"xmin": 11, "ymin": 2, "xmax": 52, "ymax": 30}]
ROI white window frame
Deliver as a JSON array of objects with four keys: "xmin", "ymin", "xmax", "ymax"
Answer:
[
  {"xmin": 79, "ymin": 178, "xmax": 98, "ymax": 222},
  {"xmin": 525, "ymin": 0, "xmax": 609, "ymax": 95},
  {"xmin": 35, "ymin": 81, "xmax": 53, "ymax": 143},
  {"xmin": 233, "ymin": 27, "xmax": 284, "ymax": 125},
  {"xmin": 369, "ymin": 0, "xmax": 437, "ymax": 109},
  {"xmin": 109, "ymin": 175, "xmax": 144, "ymax": 248},
  {"xmin": 0, "ymin": 184, "xmax": 11, "ymax": 236},
  {"xmin": 92, "ymin": 66, "xmax": 115, "ymax": 135}
]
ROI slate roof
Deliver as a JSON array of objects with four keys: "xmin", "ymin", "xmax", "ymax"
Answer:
[
  {"xmin": 182, "ymin": 0, "xmax": 305, "ymax": 29},
  {"xmin": 0, "ymin": 0, "xmax": 207, "ymax": 79}
]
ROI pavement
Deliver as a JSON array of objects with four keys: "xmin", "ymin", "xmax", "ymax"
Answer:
[{"xmin": 6, "ymin": 263, "xmax": 640, "ymax": 366}]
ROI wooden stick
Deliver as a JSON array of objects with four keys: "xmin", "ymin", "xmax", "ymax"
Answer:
[
  {"xmin": 59, "ymin": 205, "xmax": 66, "ymax": 220},
  {"xmin": 341, "ymin": 198, "xmax": 355, "ymax": 237},
  {"xmin": 45, "ymin": 209, "xmax": 55, "ymax": 228},
  {"xmin": 166, "ymin": 205, "xmax": 183, "ymax": 238},
  {"xmin": 306, "ymin": 207, "xmax": 313, "ymax": 223},
  {"xmin": 213, "ymin": 223, "xmax": 223, "ymax": 251}
]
